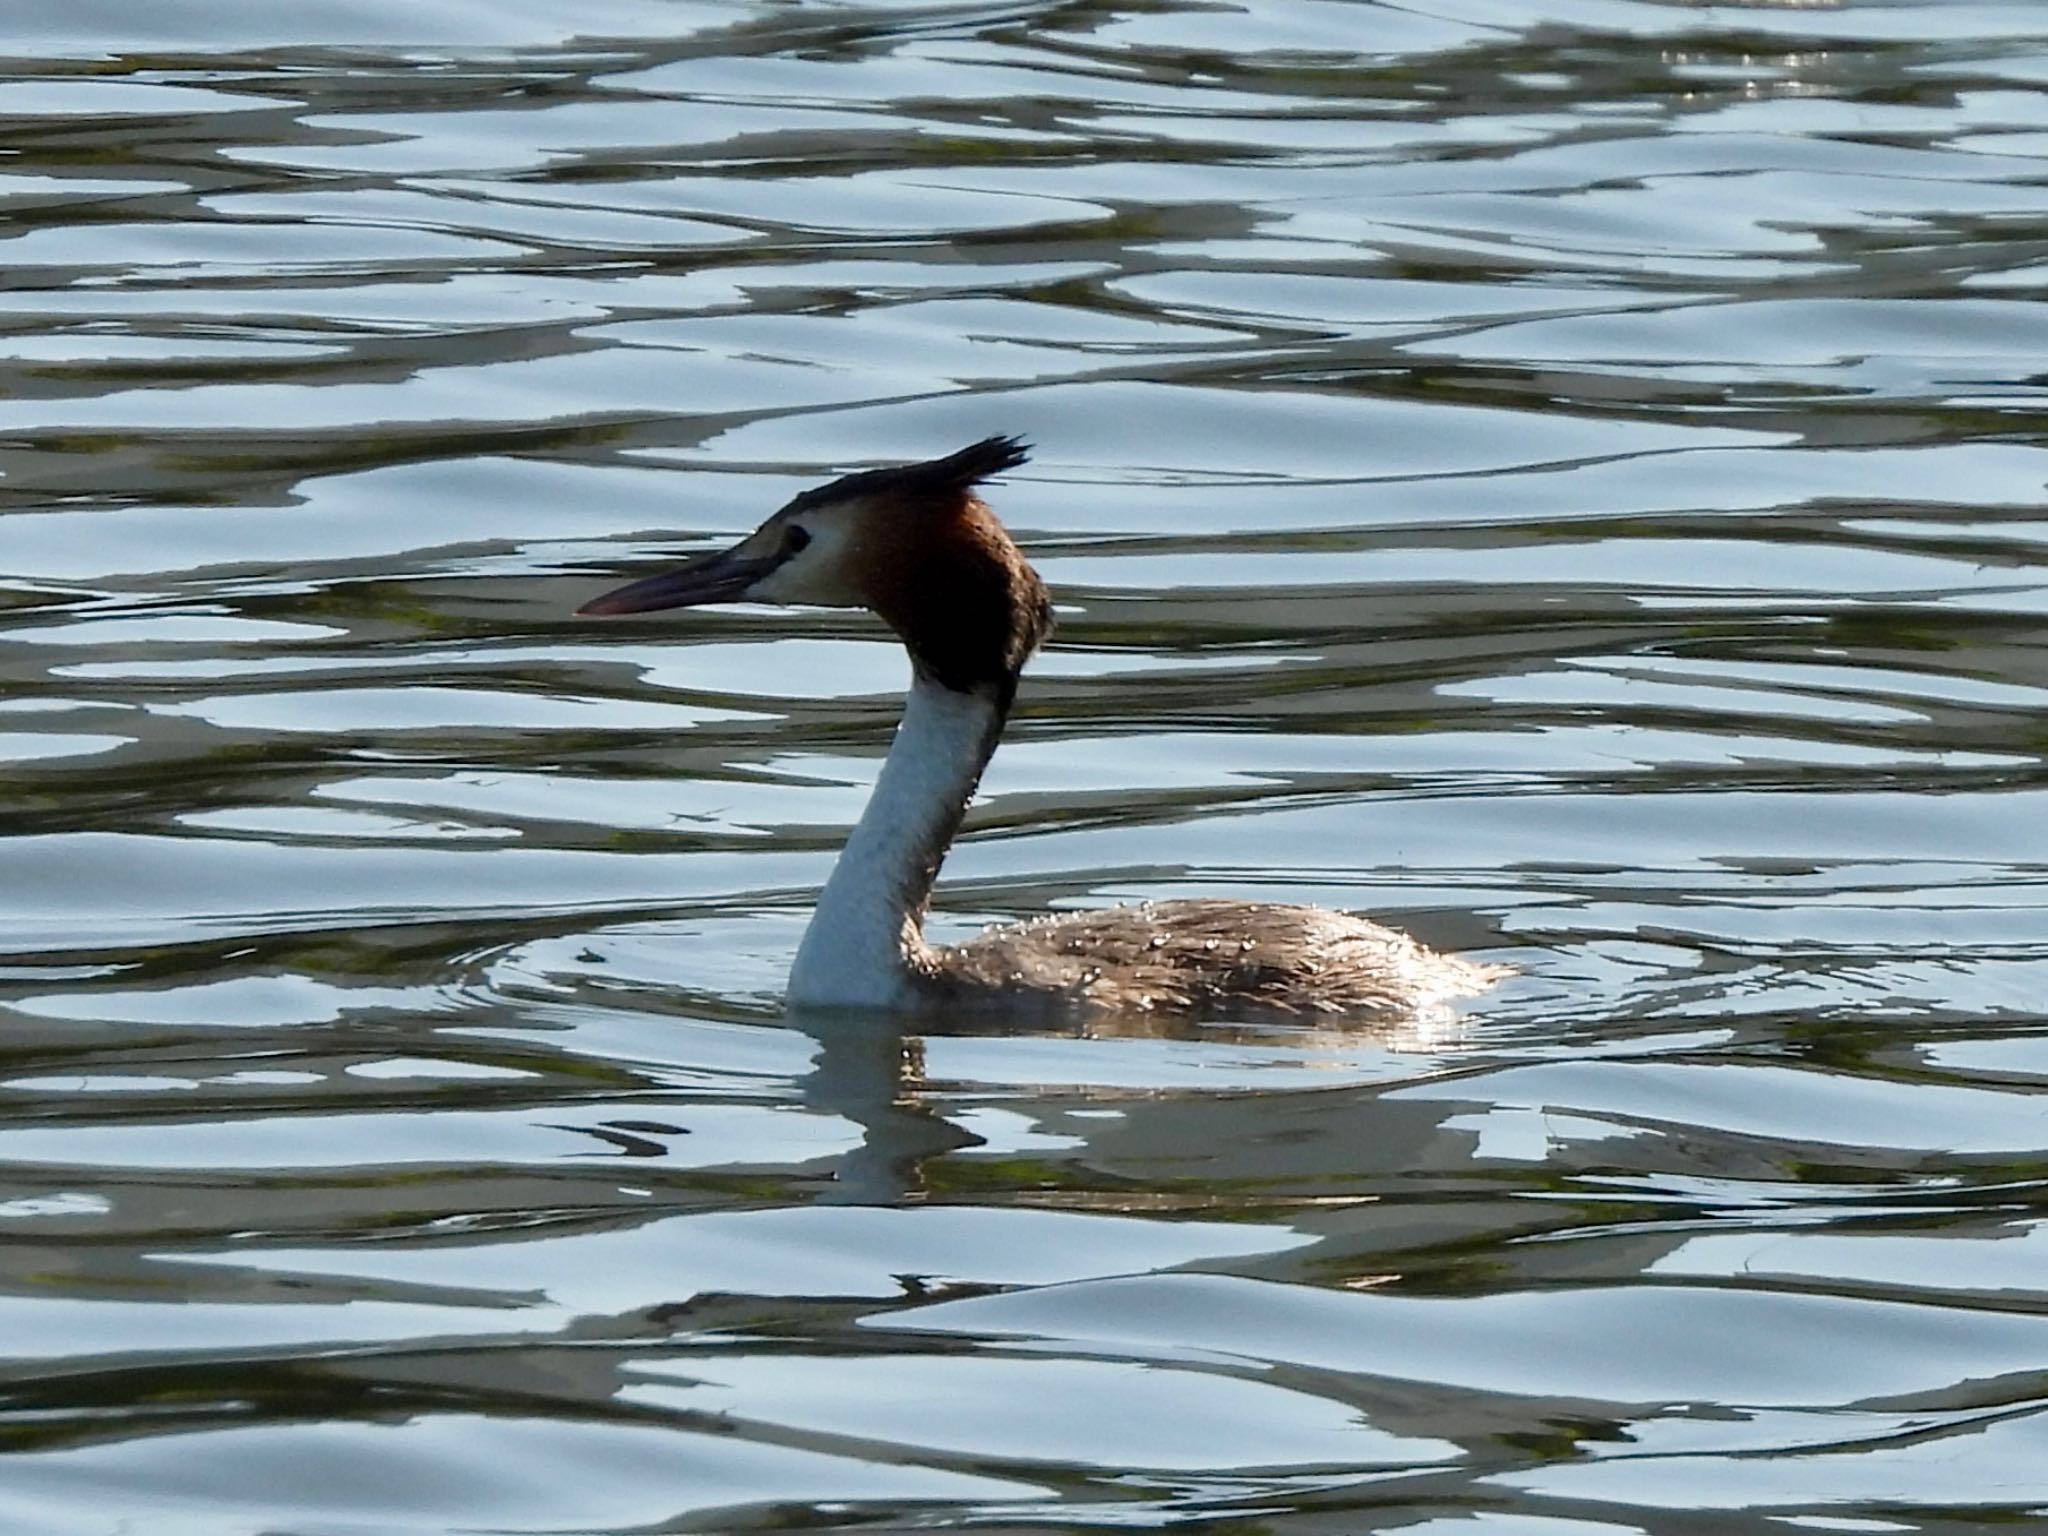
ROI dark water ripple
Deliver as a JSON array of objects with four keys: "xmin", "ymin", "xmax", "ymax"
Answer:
[{"xmin": 2, "ymin": 1, "xmax": 2047, "ymax": 1532}]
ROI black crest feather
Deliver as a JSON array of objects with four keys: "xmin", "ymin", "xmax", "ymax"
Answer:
[{"xmin": 784, "ymin": 435, "xmax": 1030, "ymax": 516}]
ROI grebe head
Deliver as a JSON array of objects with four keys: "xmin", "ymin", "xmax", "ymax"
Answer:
[{"xmin": 580, "ymin": 435, "xmax": 1051, "ymax": 697}]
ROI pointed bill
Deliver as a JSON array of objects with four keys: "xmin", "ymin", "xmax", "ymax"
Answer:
[{"xmin": 577, "ymin": 546, "xmax": 777, "ymax": 616}]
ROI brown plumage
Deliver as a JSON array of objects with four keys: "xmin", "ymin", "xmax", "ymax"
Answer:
[
  {"xmin": 932, "ymin": 898, "xmax": 1505, "ymax": 1016},
  {"xmin": 865, "ymin": 494, "xmax": 1052, "ymax": 702},
  {"xmin": 579, "ymin": 437, "xmax": 1508, "ymax": 1019}
]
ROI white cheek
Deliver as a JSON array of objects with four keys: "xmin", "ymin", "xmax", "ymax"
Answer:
[
  {"xmin": 741, "ymin": 561, "xmax": 794, "ymax": 606},
  {"xmin": 749, "ymin": 561, "xmax": 816, "ymax": 603},
  {"xmin": 748, "ymin": 525, "xmax": 861, "ymax": 606}
]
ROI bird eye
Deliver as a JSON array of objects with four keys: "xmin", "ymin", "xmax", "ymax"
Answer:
[{"xmin": 784, "ymin": 525, "xmax": 812, "ymax": 555}]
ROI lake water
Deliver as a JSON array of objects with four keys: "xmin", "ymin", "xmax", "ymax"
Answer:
[{"xmin": 3, "ymin": 1, "xmax": 2047, "ymax": 1530}]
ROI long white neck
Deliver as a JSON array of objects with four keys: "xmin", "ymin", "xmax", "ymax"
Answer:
[{"xmin": 786, "ymin": 672, "xmax": 1006, "ymax": 1009}]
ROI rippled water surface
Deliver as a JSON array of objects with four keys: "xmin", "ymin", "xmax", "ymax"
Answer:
[{"xmin": 4, "ymin": 1, "xmax": 2048, "ymax": 1530}]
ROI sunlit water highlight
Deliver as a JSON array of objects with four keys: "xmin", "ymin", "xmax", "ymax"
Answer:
[{"xmin": 2, "ymin": 2, "xmax": 2046, "ymax": 1532}]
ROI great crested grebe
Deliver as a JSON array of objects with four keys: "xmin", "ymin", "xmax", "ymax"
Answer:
[{"xmin": 580, "ymin": 437, "xmax": 1505, "ymax": 1016}]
